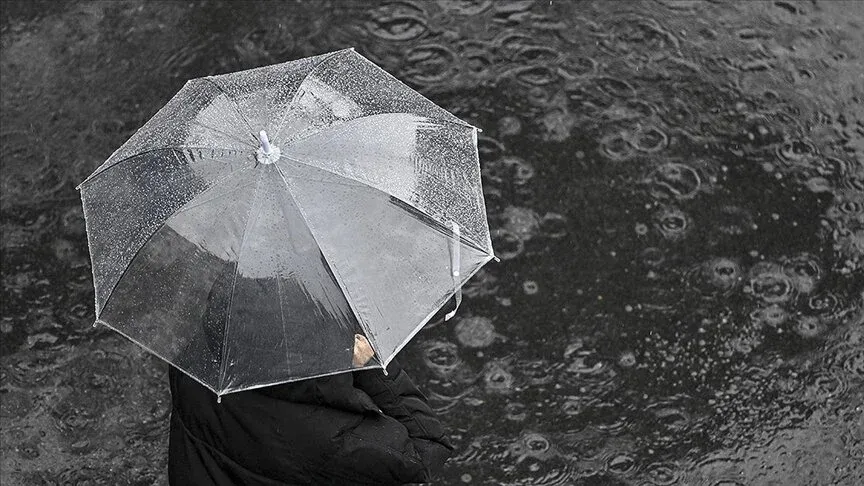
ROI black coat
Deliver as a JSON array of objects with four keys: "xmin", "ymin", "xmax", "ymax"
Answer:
[{"xmin": 168, "ymin": 357, "xmax": 454, "ymax": 485}]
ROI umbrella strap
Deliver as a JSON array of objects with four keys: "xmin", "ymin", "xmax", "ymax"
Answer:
[{"xmin": 445, "ymin": 222, "xmax": 462, "ymax": 321}]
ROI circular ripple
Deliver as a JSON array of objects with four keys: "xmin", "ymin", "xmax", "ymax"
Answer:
[
  {"xmin": 492, "ymin": 229, "xmax": 525, "ymax": 261},
  {"xmin": 600, "ymin": 131, "xmax": 636, "ymax": 160},
  {"xmin": 649, "ymin": 163, "xmax": 702, "ymax": 200},
  {"xmin": 776, "ymin": 138, "xmax": 818, "ymax": 165},
  {"xmin": 747, "ymin": 263, "xmax": 796, "ymax": 303},
  {"xmin": 653, "ymin": 206, "xmax": 691, "ymax": 241},
  {"xmin": 484, "ymin": 362, "xmax": 515, "ymax": 393},
  {"xmin": 782, "ymin": 253, "xmax": 822, "ymax": 294},
  {"xmin": 423, "ymin": 340, "xmax": 463, "ymax": 375},
  {"xmin": 644, "ymin": 462, "xmax": 680, "ymax": 485},
  {"xmin": 794, "ymin": 316, "xmax": 825, "ymax": 339},
  {"xmin": 403, "ymin": 44, "xmax": 456, "ymax": 84},
  {"xmin": 365, "ymin": 10, "xmax": 428, "ymax": 41},
  {"xmin": 749, "ymin": 304, "xmax": 788, "ymax": 328},
  {"xmin": 632, "ymin": 125, "xmax": 668, "ymax": 153}
]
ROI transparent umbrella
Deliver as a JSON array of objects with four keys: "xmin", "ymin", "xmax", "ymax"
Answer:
[{"xmin": 77, "ymin": 48, "xmax": 496, "ymax": 397}]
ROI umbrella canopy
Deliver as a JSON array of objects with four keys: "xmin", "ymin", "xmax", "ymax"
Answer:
[{"xmin": 78, "ymin": 48, "xmax": 495, "ymax": 396}]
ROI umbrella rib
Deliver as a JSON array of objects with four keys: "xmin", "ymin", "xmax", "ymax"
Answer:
[
  {"xmin": 270, "ymin": 162, "xmax": 384, "ymax": 358},
  {"xmin": 202, "ymin": 77, "xmax": 259, "ymax": 146},
  {"xmin": 276, "ymin": 155, "xmax": 491, "ymax": 255},
  {"xmin": 217, "ymin": 172, "xmax": 263, "ymax": 393},
  {"xmin": 78, "ymin": 147, "xmax": 246, "ymax": 188},
  {"xmin": 94, "ymin": 165, "xmax": 254, "ymax": 317}
]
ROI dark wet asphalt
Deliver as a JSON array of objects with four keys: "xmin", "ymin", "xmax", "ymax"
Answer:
[{"xmin": 1, "ymin": 1, "xmax": 863, "ymax": 484}]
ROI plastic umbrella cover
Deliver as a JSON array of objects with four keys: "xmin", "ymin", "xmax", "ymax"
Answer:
[{"xmin": 78, "ymin": 49, "xmax": 495, "ymax": 395}]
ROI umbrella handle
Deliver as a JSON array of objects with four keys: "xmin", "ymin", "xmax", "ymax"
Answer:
[{"xmin": 445, "ymin": 222, "xmax": 462, "ymax": 321}]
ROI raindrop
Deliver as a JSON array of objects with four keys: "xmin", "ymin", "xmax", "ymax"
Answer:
[
  {"xmin": 794, "ymin": 316, "xmax": 824, "ymax": 339},
  {"xmin": 618, "ymin": 350, "xmax": 637, "ymax": 368},
  {"xmin": 484, "ymin": 362, "xmax": 515, "ymax": 393},
  {"xmin": 454, "ymin": 316, "xmax": 498, "ymax": 348},
  {"xmin": 523, "ymin": 280, "xmax": 540, "ymax": 295},
  {"xmin": 497, "ymin": 116, "xmax": 523, "ymax": 137},
  {"xmin": 505, "ymin": 402, "xmax": 528, "ymax": 421},
  {"xmin": 649, "ymin": 163, "xmax": 702, "ymax": 200},
  {"xmin": 714, "ymin": 205, "xmax": 754, "ymax": 236},
  {"xmin": 502, "ymin": 206, "xmax": 541, "ymax": 240}
]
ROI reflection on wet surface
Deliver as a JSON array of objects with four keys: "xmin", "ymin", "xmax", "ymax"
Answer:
[{"xmin": 2, "ymin": 0, "xmax": 863, "ymax": 484}]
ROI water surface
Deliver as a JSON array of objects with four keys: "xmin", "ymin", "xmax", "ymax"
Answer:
[{"xmin": 2, "ymin": 0, "xmax": 863, "ymax": 484}]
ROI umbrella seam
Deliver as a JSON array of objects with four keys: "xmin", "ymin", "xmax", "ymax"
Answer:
[
  {"xmin": 276, "ymin": 155, "xmax": 492, "ymax": 255},
  {"xmin": 217, "ymin": 172, "xmax": 264, "ymax": 393},
  {"xmin": 279, "ymin": 112, "xmax": 476, "ymax": 151},
  {"xmin": 351, "ymin": 50, "xmax": 478, "ymax": 130},
  {"xmin": 271, "ymin": 162, "xmax": 384, "ymax": 359},
  {"xmin": 202, "ymin": 77, "xmax": 259, "ymax": 145},
  {"xmin": 270, "ymin": 49, "xmax": 352, "ymax": 142},
  {"xmin": 78, "ymin": 147, "xmax": 247, "ymax": 189},
  {"xmin": 92, "ymin": 164, "xmax": 254, "ymax": 316}
]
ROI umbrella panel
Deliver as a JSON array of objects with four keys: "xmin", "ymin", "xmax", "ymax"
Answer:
[
  {"xmin": 100, "ymin": 166, "xmax": 362, "ymax": 394},
  {"xmin": 282, "ymin": 161, "xmax": 493, "ymax": 363}
]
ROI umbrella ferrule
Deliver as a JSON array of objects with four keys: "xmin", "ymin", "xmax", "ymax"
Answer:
[{"xmin": 256, "ymin": 130, "xmax": 281, "ymax": 164}]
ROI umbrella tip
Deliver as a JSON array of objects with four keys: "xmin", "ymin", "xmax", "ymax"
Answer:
[
  {"xmin": 256, "ymin": 130, "xmax": 281, "ymax": 165},
  {"xmin": 258, "ymin": 130, "xmax": 272, "ymax": 155}
]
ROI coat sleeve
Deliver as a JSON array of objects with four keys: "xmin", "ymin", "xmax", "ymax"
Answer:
[{"xmin": 352, "ymin": 359, "xmax": 454, "ymax": 480}]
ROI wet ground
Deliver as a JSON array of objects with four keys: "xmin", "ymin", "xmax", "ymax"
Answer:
[{"xmin": 2, "ymin": 0, "xmax": 863, "ymax": 484}]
